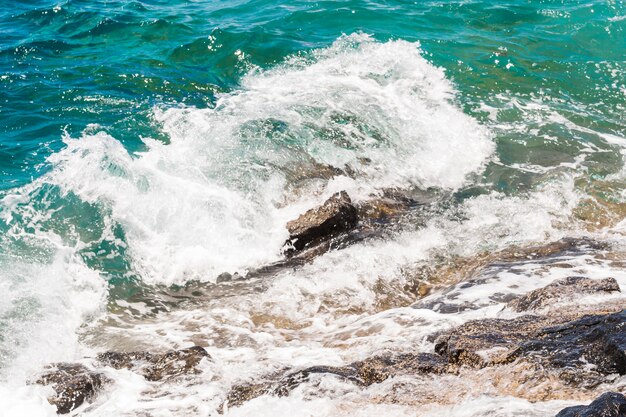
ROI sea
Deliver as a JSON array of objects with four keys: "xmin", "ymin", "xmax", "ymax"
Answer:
[{"xmin": 0, "ymin": 1, "xmax": 625, "ymax": 416}]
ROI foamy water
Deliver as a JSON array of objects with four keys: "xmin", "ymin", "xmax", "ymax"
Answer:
[{"xmin": 0, "ymin": 31, "xmax": 625, "ymax": 417}]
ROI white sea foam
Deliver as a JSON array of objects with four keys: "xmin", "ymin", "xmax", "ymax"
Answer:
[
  {"xmin": 0, "ymin": 33, "xmax": 619, "ymax": 417},
  {"xmin": 19, "ymin": 34, "xmax": 494, "ymax": 286},
  {"xmin": 0, "ymin": 248, "xmax": 105, "ymax": 417},
  {"xmin": 58, "ymin": 175, "xmax": 593, "ymax": 417}
]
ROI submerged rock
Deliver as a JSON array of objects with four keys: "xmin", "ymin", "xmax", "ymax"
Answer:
[
  {"xmin": 224, "ymin": 353, "xmax": 446, "ymax": 409},
  {"xmin": 35, "ymin": 363, "xmax": 109, "ymax": 414},
  {"xmin": 280, "ymin": 352, "xmax": 447, "ymax": 390},
  {"xmin": 555, "ymin": 392, "xmax": 626, "ymax": 417},
  {"xmin": 33, "ymin": 346, "xmax": 208, "ymax": 414},
  {"xmin": 223, "ymin": 300, "xmax": 626, "ymax": 410},
  {"xmin": 285, "ymin": 191, "xmax": 358, "ymax": 252},
  {"xmin": 509, "ymin": 277, "xmax": 620, "ymax": 312},
  {"xmin": 410, "ymin": 238, "xmax": 614, "ymax": 315},
  {"xmin": 355, "ymin": 189, "xmax": 420, "ymax": 227},
  {"xmin": 97, "ymin": 345, "xmax": 209, "ymax": 381}
]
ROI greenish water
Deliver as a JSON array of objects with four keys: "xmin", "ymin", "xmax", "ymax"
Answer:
[
  {"xmin": 0, "ymin": 1, "xmax": 625, "ymax": 414},
  {"xmin": 2, "ymin": 1, "xmax": 624, "ymax": 186}
]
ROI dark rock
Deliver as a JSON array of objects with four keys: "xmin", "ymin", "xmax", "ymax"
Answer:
[
  {"xmin": 278, "ymin": 352, "xmax": 446, "ymax": 393},
  {"xmin": 356, "ymin": 198, "xmax": 410, "ymax": 226},
  {"xmin": 519, "ymin": 311, "xmax": 626, "ymax": 376},
  {"xmin": 224, "ymin": 309, "xmax": 626, "ymax": 410},
  {"xmin": 224, "ymin": 381, "xmax": 275, "ymax": 411},
  {"xmin": 97, "ymin": 346, "xmax": 209, "ymax": 381},
  {"xmin": 509, "ymin": 277, "xmax": 620, "ymax": 312},
  {"xmin": 434, "ymin": 314, "xmax": 551, "ymax": 367},
  {"xmin": 216, "ymin": 272, "xmax": 232, "ymax": 283},
  {"xmin": 224, "ymin": 353, "xmax": 445, "ymax": 409},
  {"xmin": 352, "ymin": 353, "xmax": 447, "ymax": 384},
  {"xmin": 35, "ymin": 363, "xmax": 108, "ymax": 414},
  {"xmin": 285, "ymin": 191, "xmax": 358, "ymax": 253},
  {"xmin": 555, "ymin": 392, "xmax": 626, "ymax": 417},
  {"xmin": 434, "ymin": 310, "xmax": 626, "ymax": 378}
]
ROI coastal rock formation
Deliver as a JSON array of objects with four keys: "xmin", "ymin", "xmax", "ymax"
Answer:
[
  {"xmin": 509, "ymin": 277, "xmax": 620, "ymax": 312},
  {"xmin": 285, "ymin": 191, "xmax": 358, "ymax": 253},
  {"xmin": 34, "ymin": 363, "xmax": 109, "ymax": 414},
  {"xmin": 205, "ymin": 188, "xmax": 426, "ymax": 284},
  {"xmin": 97, "ymin": 345, "xmax": 209, "ymax": 381},
  {"xmin": 34, "ymin": 346, "xmax": 208, "ymax": 414},
  {"xmin": 355, "ymin": 188, "xmax": 422, "ymax": 227},
  {"xmin": 555, "ymin": 392, "xmax": 626, "ymax": 417},
  {"xmin": 225, "ymin": 353, "xmax": 447, "ymax": 409},
  {"xmin": 434, "ymin": 310, "xmax": 626, "ymax": 378},
  {"xmin": 410, "ymin": 238, "xmax": 614, "ymax": 315},
  {"xmin": 225, "ymin": 309, "xmax": 626, "ymax": 410},
  {"xmin": 433, "ymin": 314, "xmax": 553, "ymax": 367}
]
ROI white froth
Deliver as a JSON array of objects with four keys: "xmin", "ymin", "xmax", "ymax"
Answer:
[
  {"xmin": 2, "ymin": 33, "xmax": 619, "ymax": 417},
  {"xmin": 12, "ymin": 34, "xmax": 493, "ymax": 286}
]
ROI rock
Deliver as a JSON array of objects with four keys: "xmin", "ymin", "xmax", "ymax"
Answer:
[
  {"xmin": 555, "ymin": 392, "xmax": 626, "ymax": 417},
  {"xmin": 34, "ymin": 363, "xmax": 108, "ymax": 414},
  {"xmin": 434, "ymin": 314, "xmax": 551, "ymax": 367},
  {"xmin": 224, "ymin": 309, "xmax": 626, "ymax": 410},
  {"xmin": 216, "ymin": 272, "xmax": 232, "ymax": 283},
  {"xmin": 509, "ymin": 277, "xmax": 620, "ymax": 312},
  {"xmin": 224, "ymin": 353, "xmax": 446, "ymax": 409},
  {"xmin": 518, "ymin": 310, "xmax": 626, "ymax": 376},
  {"xmin": 351, "ymin": 353, "xmax": 447, "ymax": 384},
  {"xmin": 224, "ymin": 380, "xmax": 275, "ymax": 411},
  {"xmin": 356, "ymin": 198, "xmax": 410, "ymax": 226},
  {"xmin": 97, "ymin": 346, "xmax": 209, "ymax": 381},
  {"xmin": 277, "ymin": 352, "xmax": 447, "ymax": 393},
  {"xmin": 285, "ymin": 191, "xmax": 358, "ymax": 252},
  {"xmin": 434, "ymin": 310, "xmax": 626, "ymax": 378}
]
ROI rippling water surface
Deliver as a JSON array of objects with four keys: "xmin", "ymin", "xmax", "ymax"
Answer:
[{"xmin": 0, "ymin": 1, "xmax": 625, "ymax": 416}]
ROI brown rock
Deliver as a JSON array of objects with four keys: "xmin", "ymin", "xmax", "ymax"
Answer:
[
  {"xmin": 509, "ymin": 277, "xmax": 620, "ymax": 312},
  {"xmin": 223, "ymin": 353, "xmax": 446, "ymax": 410},
  {"xmin": 434, "ymin": 314, "xmax": 552, "ymax": 367},
  {"xmin": 285, "ymin": 191, "xmax": 358, "ymax": 252},
  {"xmin": 97, "ymin": 345, "xmax": 209, "ymax": 381},
  {"xmin": 35, "ymin": 363, "xmax": 108, "ymax": 414},
  {"xmin": 434, "ymin": 310, "xmax": 626, "ymax": 378},
  {"xmin": 555, "ymin": 392, "xmax": 626, "ymax": 417}
]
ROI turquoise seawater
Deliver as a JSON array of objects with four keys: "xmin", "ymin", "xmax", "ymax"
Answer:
[
  {"xmin": 1, "ymin": 1, "xmax": 626, "ymax": 414},
  {"xmin": 2, "ymin": 0, "xmax": 624, "ymax": 187}
]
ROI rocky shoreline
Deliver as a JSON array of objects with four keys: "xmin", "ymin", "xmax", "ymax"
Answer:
[{"xmin": 32, "ymin": 190, "xmax": 626, "ymax": 415}]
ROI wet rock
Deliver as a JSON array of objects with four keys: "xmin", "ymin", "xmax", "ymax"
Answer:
[
  {"xmin": 224, "ymin": 380, "xmax": 275, "ymax": 411},
  {"xmin": 35, "ymin": 363, "xmax": 108, "ymax": 414},
  {"xmin": 97, "ymin": 345, "xmax": 209, "ymax": 381},
  {"xmin": 434, "ymin": 314, "xmax": 551, "ymax": 367},
  {"xmin": 285, "ymin": 191, "xmax": 358, "ymax": 252},
  {"xmin": 411, "ymin": 238, "xmax": 618, "ymax": 316},
  {"xmin": 519, "ymin": 311, "xmax": 626, "ymax": 376},
  {"xmin": 555, "ymin": 392, "xmax": 626, "ymax": 417},
  {"xmin": 224, "ymin": 309, "xmax": 626, "ymax": 410},
  {"xmin": 352, "ymin": 352, "xmax": 447, "ymax": 383},
  {"xmin": 509, "ymin": 277, "xmax": 620, "ymax": 312},
  {"xmin": 413, "ymin": 299, "xmax": 484, "ymax": 314},
  {"xmin": 279, "ymin": 352, "xmax": 447, "ymax": 392},
  {"xmin": 224, "ymin": 353, "xmax": 446, "ymax": 409},
  {"xmin": 434, "ymin": 310, "xmax": 626, "ymax": 378},
  {"xmin": 216, "ymin": 272, "xmax": 232, "ymax": 283}
]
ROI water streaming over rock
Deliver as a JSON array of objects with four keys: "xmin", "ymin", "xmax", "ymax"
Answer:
[{"xmin": 0, "ymin": 1, "xmax": 625, "ymax": 416}]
